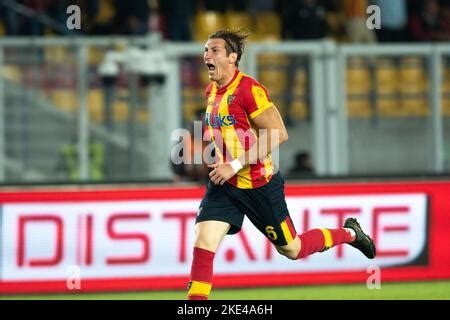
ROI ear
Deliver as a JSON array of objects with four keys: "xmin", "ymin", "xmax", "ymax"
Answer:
[{"xmin": 228, "ymin": 52, "xmax": 238, "ymax": 65}]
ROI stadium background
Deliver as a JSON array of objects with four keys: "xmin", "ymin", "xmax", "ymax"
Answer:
[{"xmin": 0, "ymin": 0, "xmax": 449, "ymax": 300}]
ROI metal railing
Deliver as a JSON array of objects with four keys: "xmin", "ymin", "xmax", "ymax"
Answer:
[
  {"xmin": 0, "ymin": 37, "xmax": 449, "ymax": 183},
  {"xmin": 338, "ymin": 44, "xmax": 445, "ymax": 174}
]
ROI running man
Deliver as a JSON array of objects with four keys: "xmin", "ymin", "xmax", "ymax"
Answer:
[{"xmin": 187, "ymin": 30, "xmax": 376, "ymax": 300}]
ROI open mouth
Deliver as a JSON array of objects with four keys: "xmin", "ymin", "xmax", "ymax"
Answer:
[{"xmin": 206, "ymin": 63, "xmax": 216, "ymax": 72}]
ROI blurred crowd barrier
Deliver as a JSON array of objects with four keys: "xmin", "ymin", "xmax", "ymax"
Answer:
[
  {"xmin": 1, "ymin": 180, "xmax": 449, "ymax": 293},
  {"xmin": 0, "ymin": 37, "xmax": 449, "ymax": 184}
]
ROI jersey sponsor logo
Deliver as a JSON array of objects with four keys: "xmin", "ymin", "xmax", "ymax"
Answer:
[{"xmin": 205, "ymin": 112, "xmax": 236, "ymax": 127}]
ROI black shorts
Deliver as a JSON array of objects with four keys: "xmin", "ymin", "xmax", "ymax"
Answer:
[{"xmin": 196, "ymin": 172, "xmax": 297, "ymax": 246}]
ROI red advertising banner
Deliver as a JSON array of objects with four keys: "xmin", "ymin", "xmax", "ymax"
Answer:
[{"xmin": 0, "ymin": 180, "xmax": 449, "ymax": 294}]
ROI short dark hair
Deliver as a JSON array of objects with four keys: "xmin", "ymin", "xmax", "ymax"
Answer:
[{"xmin": 208, "ymin": 29, "xmax": 249, "ymax": 67}]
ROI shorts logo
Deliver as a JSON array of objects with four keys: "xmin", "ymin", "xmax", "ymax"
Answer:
[{"xmin": 265, "ymin": 226, "xmax": 277, "ymax": 241}]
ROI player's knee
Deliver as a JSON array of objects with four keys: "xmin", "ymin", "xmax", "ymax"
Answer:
[
  {"xmin": 276, "ymin": 237, "xmax": 301, "ymax": 260},
  {"xmin": 194, "ymin": 237, "xmax": 216, "ymax": 252},
  {"xmin": 276, "ymin": 247, "xmax": 299, "ymax": 260},
  {"xmin": 283, "ymin": 249, "xmax": 299, "ymax": 260},
  {"xmin": 194, "ymin": 233, "xmax": 222, "ymax": 252},
  {"xmin": 193, "ymin": 221, "xmax": 230, "ymax": 252}
]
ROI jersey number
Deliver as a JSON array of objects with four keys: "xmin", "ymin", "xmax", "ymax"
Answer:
[{"xmin": 265, "ymin": 226, "xmax": 277, "ymax": 241}]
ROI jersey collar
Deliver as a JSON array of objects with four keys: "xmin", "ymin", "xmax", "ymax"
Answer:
[{"xmin": 214, "ymin": 69, "xmax": 240, "ymax": 94}]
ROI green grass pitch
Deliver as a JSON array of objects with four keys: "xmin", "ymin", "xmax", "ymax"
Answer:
[{"xmin": 2, "ymin": 280, "xmax": 450, "ymax": 300}]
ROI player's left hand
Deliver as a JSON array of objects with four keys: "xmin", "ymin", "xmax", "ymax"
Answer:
[{"xmin": 208, "ymin": 163, "xmax": 236, "ymax": 185}]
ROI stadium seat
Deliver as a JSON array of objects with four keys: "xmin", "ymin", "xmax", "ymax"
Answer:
[
  {"xmin": 89, "ymin": 47, "xmax": 105, "ymax": 66},
  {"xmin": 443, "ymin": 99, "xmax": 450, "ymax": 116},
  {"xmin": 45, "ymin": 46, "xmax": 71, "ymax": 65},
  {"xmin": 346, "ymin": 57, "xmax": 372, "ymax": 117},
  {"xmin": 257, "ymin": 53, "xmax": 289, "ymax": 66},
  {"xmin": 442, "ymin": 68, "xmax": 450, "ymax": 92},
  {"xmin": 259, "ymin": 68, "xmax": 286, "ymax": 95},
  {"xmin": 401, "ymin": 98, "xmax": 429, "ymax": 117},
  {"xmin": 254, "ymin": 12, "xmax": 281, "ymax": 41},
  {"xmin": 399, "ymin": 57, "xmax": 427, "ymax": 95},
  {"xmin": 293, "ymin": 68, "xmax": 307, "ymax": 94},
  {"xmin": 290, "ymin": 99, "xmax": 308, "ymax": 120},
  {"xmin": 376, "ymin": 99, "xmax": 403, "ymax": 117},
  {"xmin": 347, "ymin": 80, "xmax": 371, "ymax": 96},
  {"xmin": 113, "ymin": 100, "xmax": 129, "ymax": 122},
  {"xmin": 373, "ymin": 58, "xmax": 402, "ymax": 117},
  {"xmin": 347, "ymin": 100, "xmax": 372, "ymax": 118},
  {"xmin": 225, "ymin": 11, "xmax": 253, "ymax": 31},
  {"xmin": 292, "ymin": 81, "xmax": 306, "ymax": 97},
  {"xmin": 88, "ymin": 89, "xmax": 104, "ymax": 122},
  {"xmin": 294, "ymin": 67, "xmax": 307, "ymax": 82},
  {"xmin": 95, "ymin": 0, "xmax": 115, "ymax": 25},
  {"xmin": 93, "ymin": 87, "xmax": 126, "ymax": 123},
  {"xmin": 347, "ymin": 57, "xmax": 372, "ymax": 94},
  {"xmin": 193, "ymin": 11, "xmax": 226, "ymax": 42},
  {"xmin": 51, "ymin": 89, "xmax": 108, "ymax": 122},
  {"xmin": 399, "ymin": 80, "xmax": 427, "ymax": 95},
  {"xmin": 258, "ymin": 53, "xmax": 289, "ymax": 94},
  {"xmin": 50, "ymin": 89, "xmax": 78, "ymax": 113},
  {"xmin": 396, "ymin": 57, "xmax": 428, "ymax": 116},
  {"xmin": 2, "ymin": 65, "xmax": 22, "ymax": 83},
  {"xmin": 375, "ymin": 58, "xmax": 397, "ymax": 95},
  {"xmin": 108, "ymin": 88, "xmax": 149, "ymax": 123},
  {"xmin": 347, "ymin": 67, "xmax": 371, "ymax": 95},
  {"xmin": 443, "ymin": 68, "xmax": 450, "ymax": 116},
  {"xmin": 136, "ymin": 109, "xmax": 149, "ymax": 123}
]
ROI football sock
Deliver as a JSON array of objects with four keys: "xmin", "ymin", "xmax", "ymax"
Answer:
[
  {"xmin": 297, "ymin": 228, "xmax": 354, "ymax": 259},
  {"xmin": 345, "ymin": 227, "xmax": 356, "ymax": 240},
  {"xmin": 187, "ymin": 247, "xmax": 215, "ymax": 300}
]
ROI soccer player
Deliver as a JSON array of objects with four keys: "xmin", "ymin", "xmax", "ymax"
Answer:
[{"xmin": 187, "ymin": 30, "xmax": 376, "ymax": 300}]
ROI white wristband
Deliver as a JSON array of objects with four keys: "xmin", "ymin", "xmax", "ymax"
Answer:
[{"xmin": 230, "ymin": 159, "xmax": 243, "ymax": 173}]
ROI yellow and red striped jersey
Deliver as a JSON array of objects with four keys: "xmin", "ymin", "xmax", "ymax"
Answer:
[{"xmin": 204, "ymin": 70, "xmax": 275, "ymax": 189}]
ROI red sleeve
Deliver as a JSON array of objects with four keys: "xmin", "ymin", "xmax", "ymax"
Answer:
[{"xmin": 240, "ymin": 79, "xmax": 274, "ymax": 119}]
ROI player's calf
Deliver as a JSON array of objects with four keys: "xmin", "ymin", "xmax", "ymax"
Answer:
[
  {"xmin": 276, "ymin": 228, "xmax": 353, "ymax": 260},
  {"xmin": 296, "ymin": 228, "xmax": 355, "ymax": 259}
]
